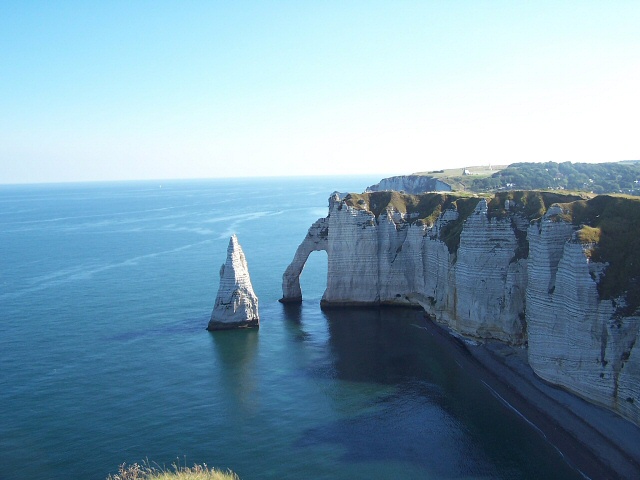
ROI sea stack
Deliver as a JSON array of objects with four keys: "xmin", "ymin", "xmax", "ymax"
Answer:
[{"xmin": 207, "ymin": 235, "xmax": 259, "ymax": 331}]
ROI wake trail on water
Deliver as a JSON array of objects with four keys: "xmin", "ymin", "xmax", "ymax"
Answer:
[{"xmin": 0, "ymin": 240, "xmax": 212, "ymax": 301}]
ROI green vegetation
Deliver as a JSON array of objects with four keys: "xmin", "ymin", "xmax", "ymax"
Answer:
[
  {"xmin": 486, "ymin": 191, "xmax": 585, "ymax": 221},
  {"xmin": 411, "ymin": 161, "xmax": 640, "ymax": 195},
  {"xmin": 550, "ymin": 194, "xmax": 640, "ymax": 314},
  {"xmin": 107, "ymin": 462, "xmax": 239, "ymax": 480},
  {"xmin": 342, "ymin": 191, "xmax": 479, "ymax": 226},
  {"xmin": 576, "ymin": 225, "xmax": 601, "ymax": 247},
  {"xmin": 486, "ymin": 161, "xmax": 640, "ymax": 194}
]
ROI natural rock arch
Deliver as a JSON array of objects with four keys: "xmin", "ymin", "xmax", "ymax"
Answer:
[{"xmin": 279, "ymin": 217, "xmax": 329, "ymax": 303}]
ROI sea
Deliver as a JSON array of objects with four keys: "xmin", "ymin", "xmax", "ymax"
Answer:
[{"xmin": 0, "ymin": 176, "xmax": 583, "ymax": 480}]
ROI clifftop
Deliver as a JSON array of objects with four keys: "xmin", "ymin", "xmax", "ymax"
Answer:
[
  {"xmin": 340, "ymin": 190, "xmax": 640, "ymax": 313},
  {"xmin": 342, "ymin": 191, "xmax": 476, "ymax": 224},
  {"xmin": 344, "ymin": 190, "xmax": 588, "ymax": 223}
]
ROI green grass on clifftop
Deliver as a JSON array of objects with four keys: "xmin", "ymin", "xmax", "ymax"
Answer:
[
  {"xmin": 342, "ymin": 191, "xmax": 477, "ymax": 224},
  {"xmin": 487, "ymin": 191, "xmax": 586, "ymax": 221}
]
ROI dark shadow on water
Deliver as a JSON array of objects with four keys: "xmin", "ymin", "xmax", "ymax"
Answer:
[
  {"xmin": 281, "ymin": 301, "xmax": 314, "ymax": 342},
  {"xmin": 321, "ymin": 307, "xmax": 431, "ymax": 384},
  {"xmin": 209, "ymin": 327, "xmax": 259, "ymax": 368},
  {"xmin": 281, "ymin": 302, "xmax": 303, "ymax": 323},
  {"xmin": 296, "ymin": 306, "xmax": 583, "ymax": 480}
]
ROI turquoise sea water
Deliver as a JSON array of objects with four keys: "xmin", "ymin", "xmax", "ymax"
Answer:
[{"xmin": 0, "ymin": 177, "xmax": 582, "ymax": 479}]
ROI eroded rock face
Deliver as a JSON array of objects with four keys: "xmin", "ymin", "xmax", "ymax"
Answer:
[
  {"xmin": 282, "ymin": 191, "xmax": 640, "ymax": 425},
  {"xmin": 527, "ymin": 209, "xmax": 640, "ymax": 425},
  {"xmin": 208, "ymin": 235, "xmax": 259, "ymax": 331},
  {"xmin": 319, "ymin": 194, "xmax": 529, "ymax": 343},
  {"xmin": 322, "ymin": 197, "xmax": 381, "ymax": 306},
  {"xmin": 450, "ymin": 199, "xmax": 528, "ymax": 342}
]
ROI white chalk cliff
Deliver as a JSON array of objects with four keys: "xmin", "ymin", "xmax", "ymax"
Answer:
[
  {"xmin": 282, "ymin": 191, "xmax": 640, "ymax": 425},
  {"xmin": 208, "ymin": 235, "xmax": 259, "ymax": 330},
  {"xmin": 527, "ymin": 206, "xmax": 640, "ymax": 426}
]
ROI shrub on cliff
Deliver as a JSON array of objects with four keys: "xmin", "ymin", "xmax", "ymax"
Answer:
[{"xmin": 107, "ymin": 462, "xmax": 239, "ymax": 480}]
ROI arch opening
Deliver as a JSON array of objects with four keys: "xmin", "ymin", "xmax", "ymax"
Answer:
[
  {"xmin": 299, "ymin": 249, "xmax": 328, "ymax": 302},
  {"xmin": 279, "ymin": 217, "xmax": 329, "ymax": 303}
]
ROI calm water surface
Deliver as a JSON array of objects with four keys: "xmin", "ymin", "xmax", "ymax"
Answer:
[{"xmin": 0, "ymin": 177, "xmax": 582, "ymax": 479}]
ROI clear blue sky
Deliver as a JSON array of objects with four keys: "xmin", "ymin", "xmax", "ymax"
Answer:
[{"xmin": 1, "ymin": 1, "xmax": 638, "ymax": 184}]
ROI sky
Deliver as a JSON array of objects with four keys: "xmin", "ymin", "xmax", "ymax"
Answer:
[{"xmin": 1, "ymin": 1, "xmax": 639, "ymax": 184}]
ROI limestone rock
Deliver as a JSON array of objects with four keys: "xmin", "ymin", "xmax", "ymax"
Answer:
[
  {"xmin": 449, "ymin": 199, "xmax": 528, "ymax": 342},
  {"xmin": 208, "ymin": 235, "xmax": 259, "ymax": 331},
  {"xmin": 527, "ymin": 211, "xmax": 639, "ymax": 425}
]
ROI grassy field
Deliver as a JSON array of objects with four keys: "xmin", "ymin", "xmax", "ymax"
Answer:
[
  {"xmin": 414, "ymin": 164, "xmax": 508, "ymax": 177},
  {"xmin": 412, "ymin": 164, "xmax": 508, "ymax": 191}
]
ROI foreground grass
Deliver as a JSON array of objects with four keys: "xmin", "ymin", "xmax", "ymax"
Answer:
[{"xmin": 107, "ymin": 462, "xmax": 239, "ymax": 480}]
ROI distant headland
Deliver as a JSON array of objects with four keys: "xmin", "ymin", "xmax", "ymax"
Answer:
[{"xmin": 366, "ymin": 160, "xmax": 640, "ymax": 196}]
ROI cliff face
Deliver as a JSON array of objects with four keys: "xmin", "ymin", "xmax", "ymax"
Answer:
[
  {"xmin": 527, "ymin": 205, "xmax": 640, "ymax": 425},
  {"xmin": 282, "ymin": 191, "xmax": 640, "ymax": 425},
  {"xmin": 317, "ymin": 192, "xmax": 535, "ymax": 344}
]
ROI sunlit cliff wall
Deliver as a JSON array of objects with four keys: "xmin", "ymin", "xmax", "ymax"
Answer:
[{"xmin": 282, "ymin": 191, "xmax": 640, "ymax": 425}]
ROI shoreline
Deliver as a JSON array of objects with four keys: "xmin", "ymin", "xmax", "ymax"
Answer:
[{"xmin": 419, "ymin": 314, "xmax": 640, "ymax": 479}]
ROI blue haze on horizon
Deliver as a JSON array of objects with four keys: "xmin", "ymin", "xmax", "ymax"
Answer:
[{"xmin": 1, "ymin": 1, "xmax": 638, "ymax": 185}]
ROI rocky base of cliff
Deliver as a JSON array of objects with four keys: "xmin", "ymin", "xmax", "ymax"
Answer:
[
  {"xmin": 319, "ymin": 299, "xmax": 423, "ymax": 309},
  {"xmin": 278, "ymin": 296, "xmax": 302, "ymax": 304},
  {"xmin": 206, "ymin": 318, "xmax": 259, "ymax": 331}
]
